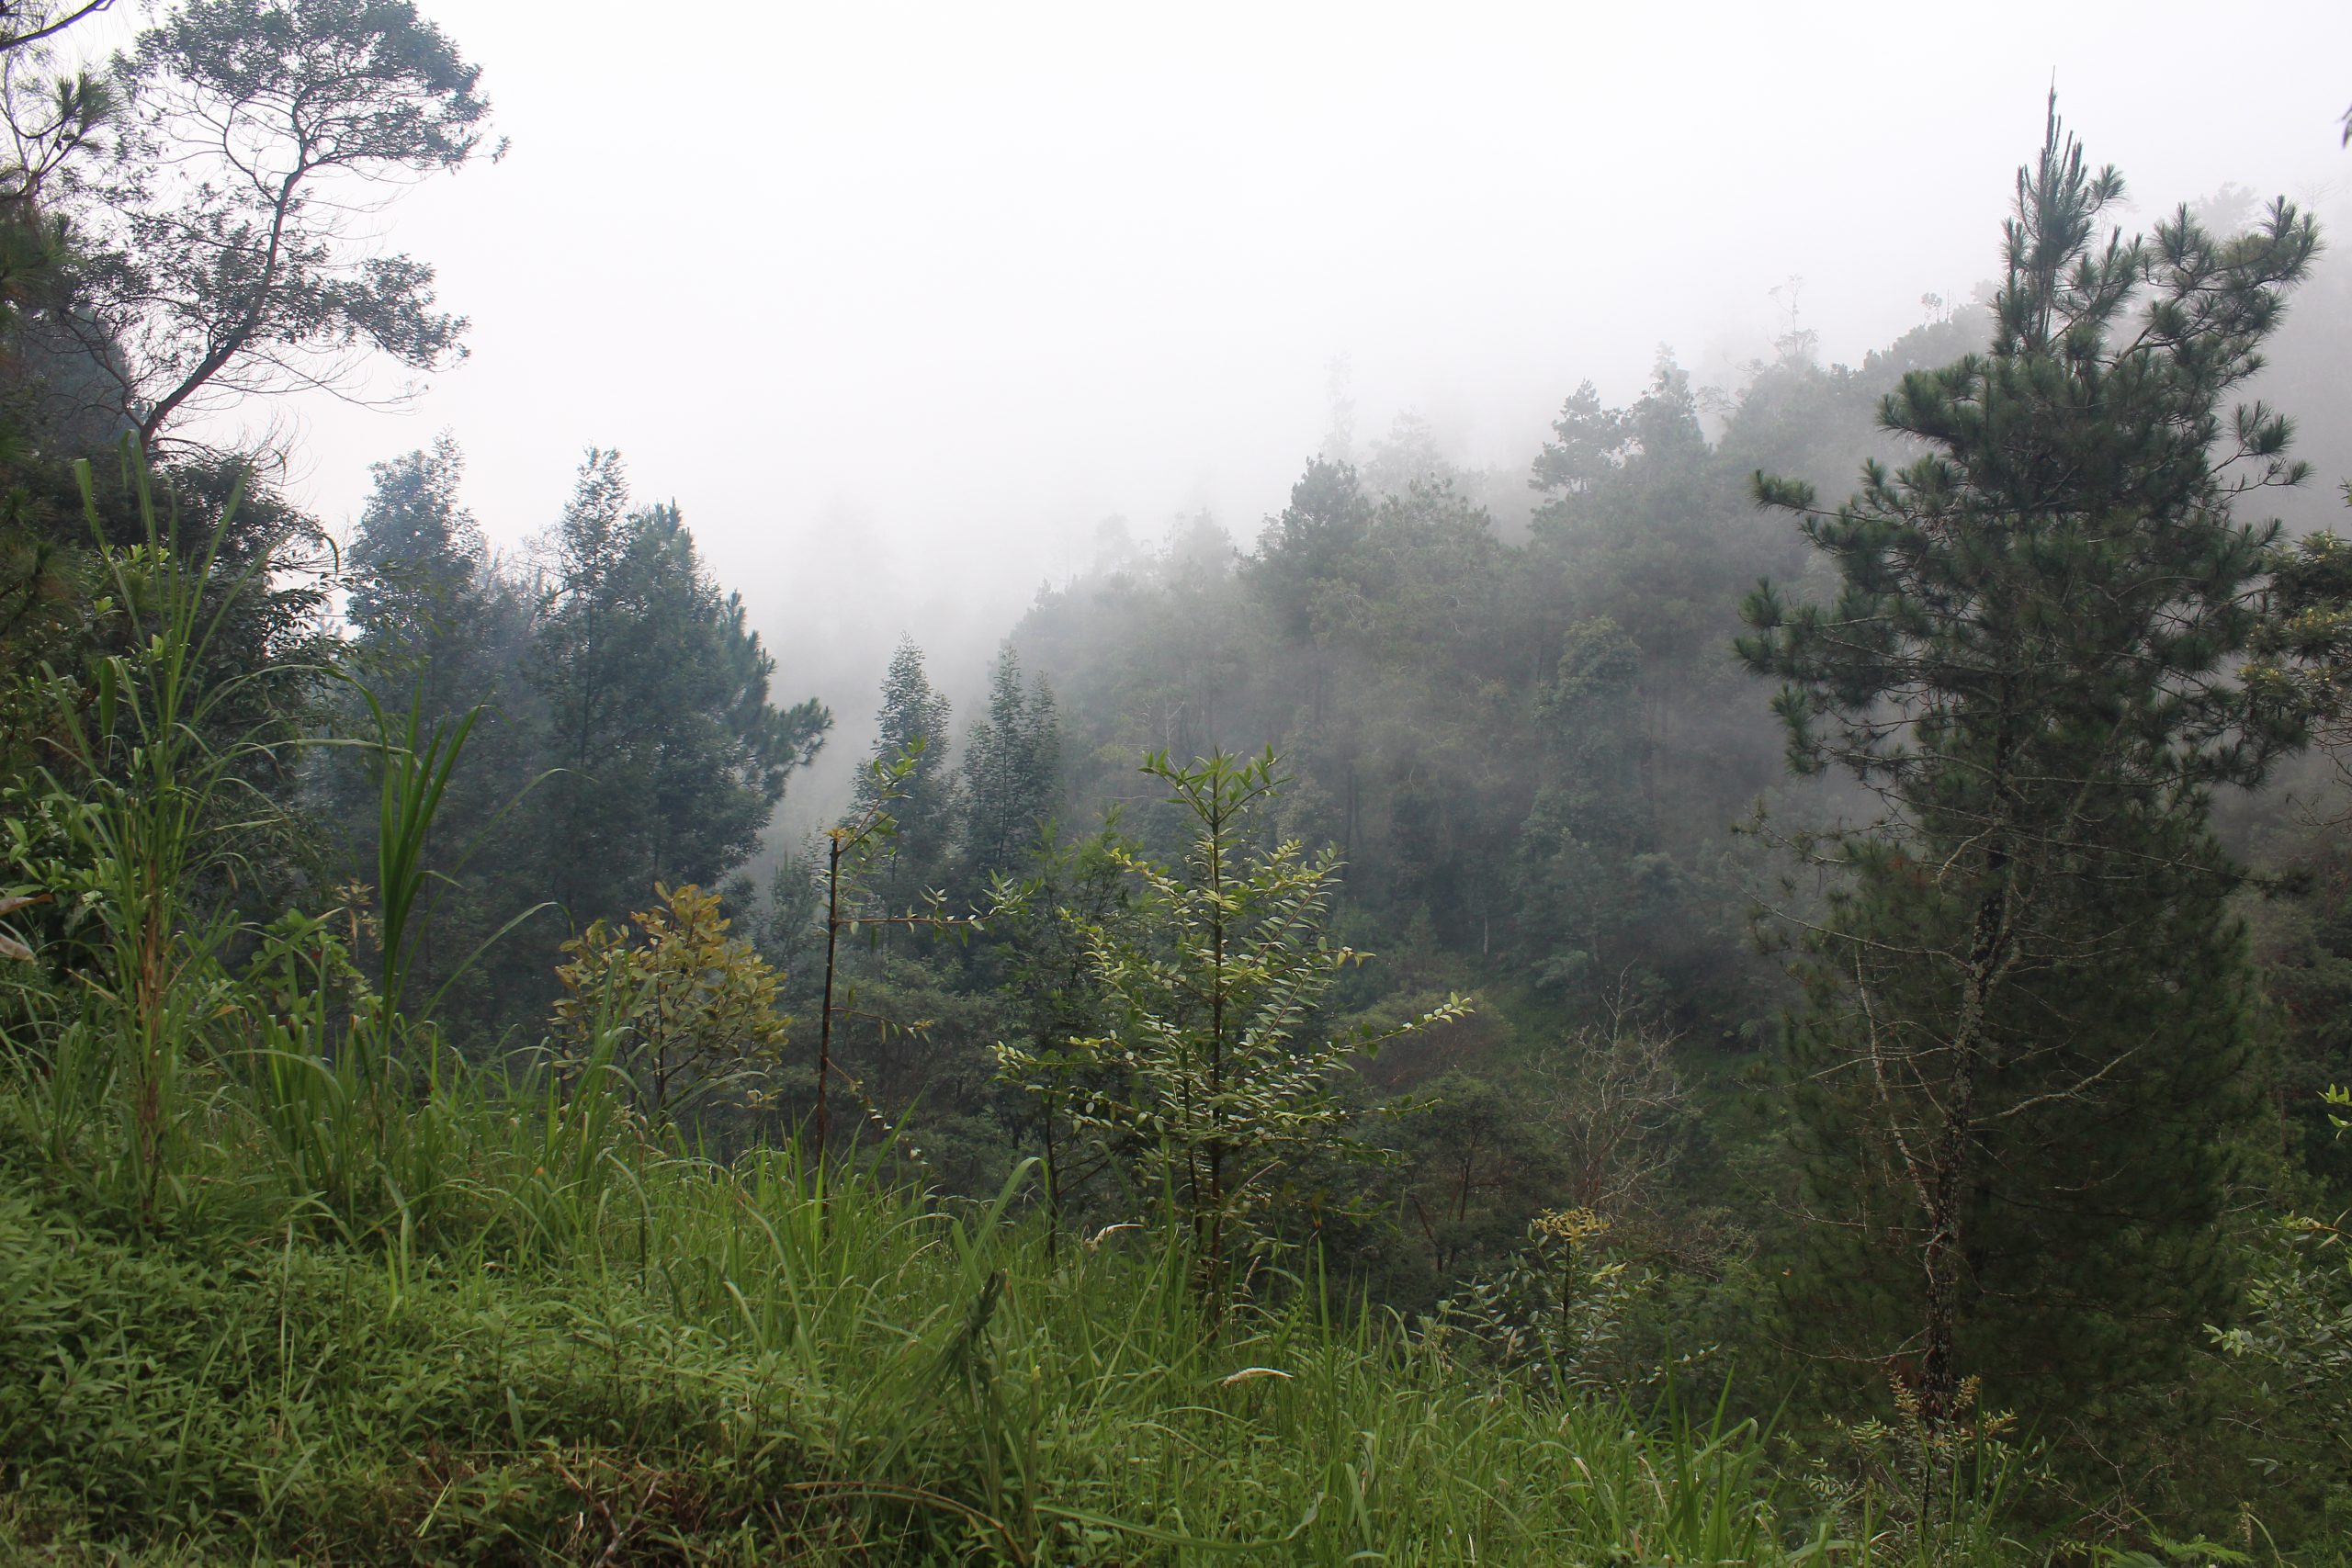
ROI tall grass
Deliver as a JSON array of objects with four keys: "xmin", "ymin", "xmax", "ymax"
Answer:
[
  {"xmin": 2, "ymin": 991, "xmax": 2040, "ymax": 1562},
  {"xmin": 20, "ymin": 448, "xmax": 303, "ymax": 1222},
  {"xmin": 6, "ymin": 1089, "xmax": 1881, "ymax": 1563}
]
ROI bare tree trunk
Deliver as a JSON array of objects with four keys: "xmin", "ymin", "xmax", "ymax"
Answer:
[
  {"xmin": 1916, "ymin": 873, "xmax": 2008, "ymax": 1424},
  {"xmin": 816, "ymin": 833, "xmax": 842, "ymax": 1171}
]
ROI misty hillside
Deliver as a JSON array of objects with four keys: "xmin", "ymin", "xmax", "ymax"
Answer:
[{"xmin": 5, "ymin": 3, "xmax": 2352, "ymax": 1563}]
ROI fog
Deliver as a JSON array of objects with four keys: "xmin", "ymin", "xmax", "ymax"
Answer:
[{"xmin": 126, "ymin": 1, "xmax": 2352, "ymax": 812}]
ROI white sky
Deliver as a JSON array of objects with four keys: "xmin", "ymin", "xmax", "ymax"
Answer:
[{"xmin": 67, "ymin": 1, "xmax": 2352, "ymax": 783}]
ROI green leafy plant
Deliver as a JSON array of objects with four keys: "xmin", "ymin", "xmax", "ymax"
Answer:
[
  {"xmin": 1425, "ymin": 1205, "xmax": 1651, "ymax": 1396},
  {"xmin": 2207, "ymin": 1091, "xmax": 2352, "ymax": 1536},
  {"xmin": 552, "ymin": 881, "xmax": 789, "ymax": 1121},
  {"xmin": 29, "ymin": 443, "xmax": 309, "ymax": 1220},
  {"xmin": 1793, "ymin": 1373, "xmax": 2032, "ymax": 1567},
  {"xmin": 1050, "ymin": 749, "xmax": 1469, "ymax": 1308}
]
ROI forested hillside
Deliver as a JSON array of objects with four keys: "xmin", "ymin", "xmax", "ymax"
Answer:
[{"xmin": 4, "ymin": 1, "xmax": 2352, "ymax": 1561}]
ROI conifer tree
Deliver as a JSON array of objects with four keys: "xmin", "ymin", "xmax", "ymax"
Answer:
[
  {"xmin": 852, "ymin": 638, "xmax": 959, "ymax": 908},
  {"xmin": 345, "ymin": 436, "xmax": 487, "ymax": 696},
  {"xmin": 1736, "ymin": 107, "xmax": 2319, "ymax": 1437},
  {"xmin": 1512, "ymin": 615, "xmax": 1683, "ymax": 1007},
  {"xmin": 956, "ymin": 648, "xmax": 1059, "ymax": 899},
  {"xmin": 534, "ymin": 449, "xmax": 828, "ymax": 926},
  {"xmin": 335, "ymin": 436, "xmax": 549, "ymax": 1035}
]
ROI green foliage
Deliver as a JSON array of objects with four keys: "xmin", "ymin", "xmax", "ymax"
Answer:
[
  {"xmin": 357, "ymin": 687, "xmax": 483, "ymax": 1018},
  {"xmin": 533, "ymin": 448, "xmax": 829, "ymax": 929},
  {"xmin": 0, "ymin": 651, "xmax": 1861, "ymax": 1559},
  {"xmin": 0, "ymin": 1102, "xmax": 1871, "ymax": 1566},
  {"xmin": 327, "ymin": 440, "xmax": 542, "ymax": 1041},
  {"xmin": 0, "ymin": 6, "xmax": 114, "ymax": 439},
  {"xmin": 551, "ymin": 883, "xmax": 789, "ymax": 1121},
  {"xmin": 1512, "ymin": 615, "xmax": 1692, "ymax": 1004},
  {"xmin": 958, "ymin": 648, "xmax": 1061, "ymax": 902},
  {"xmin": 1792, "ymin": 1376, "xmax": 2031, "ymax": 1568},
  {"xmin": 343, "ymin": 434, "xmax": 490, "ymax": 695},
  {"xmin": 986, "ymin": 818, "xmax": 1134, "ymax": 1231},
  {"xmin": 2207, "ymin": 1092, "xmax": 2352, "ymax": 1539},
  {"xmin": 855, "ymin": 637, "xmax": 964, "ymax": 911},
  {"xmin": 73, "ymin": 0, "xmax": 498, "ymax": 443},
  {"xmin": 6, "ymin": 6, "xmax": 2344, "ymax": 1540},
  {"xmin": 3, "ymin": 456, "xmax": 337, "ymax": 964},
  {"xmin": 806, "ymin": 739, "xmax": 1004, "ymax": 1170},
  {"xmin": 1380, "ymin": 1068, "xmax": 1563, "ymax": 1286},
  {"xmin": 226, "ymin": 896, "xmax": 481, "ymax": 1245},
  {"xmin": 1738, "ymin": 105, "xmax": 2320, "ymax": 1459},
  {"xmin": 28, "ymin": 446, "xmax": 307, "ymax": 1219},
  {"xmin": 1426, "ymin": 1206, "xmax": 1653, "ymax": 1397},
  {"xmin": 1042, "ymin": 750, "xmax": 1470, "ymax": 1305}
]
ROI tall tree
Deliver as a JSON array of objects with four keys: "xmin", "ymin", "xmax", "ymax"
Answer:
[
  {"xmin": 345, "ymin": 433, "xmax": 481, "ymax": 695},
  {"xmin": 533, "ymin": 449, "xmax": 827, "ymax": 927},
  {"xmin": 1736, "ymin": 107, "xmax": 2319, "ymax": 1438},
  {"xmin": 57, "ymin": 0, "xmax": 495, "ymax": 446},
  {"xmin": 852, "ymin": 637, "xmax": 958, "ymax": 908},
  {"xmin": 334, "ymin": 434, "xmax": 545, "ymax": 1035},
  {"xmin": 956, "ymin": 647, "xmax": 1058, "ymax": 900}
]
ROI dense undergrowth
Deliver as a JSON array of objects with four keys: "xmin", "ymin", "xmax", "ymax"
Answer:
[{"xmin": 0, "ymin": 1044, "xmax": 1951, "ymax": 1565}]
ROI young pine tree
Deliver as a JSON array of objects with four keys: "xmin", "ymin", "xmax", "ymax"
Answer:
[
  {"xmin": 1052, "ymin": 751, "xmax": 1468, "ymax": 1308},
  {"xmin": 1736, "ymin": 107, "xmax": 2320, "ymax": 1442}
]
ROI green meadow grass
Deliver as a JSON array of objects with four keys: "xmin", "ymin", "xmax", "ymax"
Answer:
[{"xmin": 0, "ymin": 1045, "xmax": 1835, "ymax": 1564}]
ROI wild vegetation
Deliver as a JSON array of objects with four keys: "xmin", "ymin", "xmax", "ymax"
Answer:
[{"xmin": 4, "ymin": 2, "xmax": 2352, "ymax": 1562}]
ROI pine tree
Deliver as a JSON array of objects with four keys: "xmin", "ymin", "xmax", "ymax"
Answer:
[
  {"xmin": 1736, "ymin": 106, "xmax": 2319, "ymax": 1440},
  {"xmin": 336, "ymin": 434, "xmax": 545, "ymax": 1034},
  {"xmin": 345, "ymin": 435, "xmax": 487, "ymax": 699},
  {"xmin": 534, "ymin": 449, "xmax": 828, "ymax": 926},
  {"xmin": 956, "ymin": 648, "xmax": 1059, "ymax": 899},
  {"xmin": 852, "ymin": 638, "xmax": 959, "ymax": 908}
]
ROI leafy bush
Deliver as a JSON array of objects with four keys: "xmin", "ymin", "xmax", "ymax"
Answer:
[
  {"xmin": 1424, "ymin": 1206, "xmax": 1654, "ymax": 1396},
  {"xmin": 552, "ymin": 882, "xmax": 789, "ymax": 1120}
]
